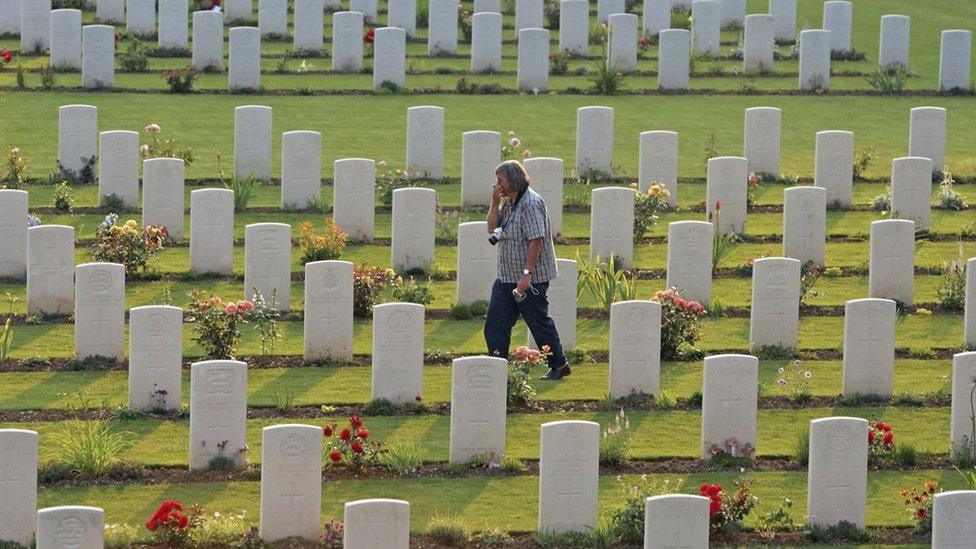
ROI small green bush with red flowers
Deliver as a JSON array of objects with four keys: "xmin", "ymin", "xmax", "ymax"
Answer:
[
  {"xmin": 324, "ymin": 416, "xmax": 383, "ymax": 470},
  {"xmin": 700, "ymin": 477, "xmax": 759, "ymax": 536}
]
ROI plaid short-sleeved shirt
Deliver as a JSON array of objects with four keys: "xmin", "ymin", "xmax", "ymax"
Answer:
[{"xmin": 496, "ymin": 188, "xmax": 558, "ymax": 283}]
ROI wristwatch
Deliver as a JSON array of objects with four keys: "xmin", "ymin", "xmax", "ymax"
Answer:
[{"xmin": 522, "ymin": 268, "xmax": 532, "ymax": 276}]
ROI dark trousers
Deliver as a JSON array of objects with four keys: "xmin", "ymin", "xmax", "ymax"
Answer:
[{"xmin": 484, "ymin": 279, "xmax": 567, "ymax": 371}]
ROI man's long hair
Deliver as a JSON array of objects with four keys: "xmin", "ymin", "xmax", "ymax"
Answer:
[{"xmin": 495, "ymin": 160, "xmax": 532, "ymax": 196}]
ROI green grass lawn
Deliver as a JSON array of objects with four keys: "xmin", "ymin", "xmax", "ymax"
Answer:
[
  {"xmin": 4, "ymin": 406, "xmax": 955, "ymax": 464},
  {"xmin": 0, "ymin": 313, "xmax": 966, "ymax": 358},
  {"xmin": 0, "ymin": 358, "xmax": 953, "ymax": 411}
]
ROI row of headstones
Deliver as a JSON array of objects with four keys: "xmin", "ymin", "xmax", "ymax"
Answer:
[
  {"xmin": 48, "ymin": 103, "xmax": 952, "ymax": 212},
  {"xmin": 6, "ymin": 408, "xmax": 976, "ymax": 546}
]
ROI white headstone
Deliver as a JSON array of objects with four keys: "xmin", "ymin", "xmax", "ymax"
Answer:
[
  {"xmin": 20, "ymin": 0, "xmax": 51, "ymax": 52},
  {"xmin": 158, "ymin": 0, "xmax": 189, "ymax": 50},
  {"xmin": 473, "ymin": 0, "xmax": 500, "ymax": 12},
  {"xmin": 515, "ymin": 0, "xmax": 542, "ymax": 30},
  {"xmin": 576, "ymin": 106, "xmax": 614, "ymax": 176},
  {"xmin": 374, "ymin": 26, "xmax": 407, "ymax": 89},
  {"xmin": 82, "ymin": 24, "xmax": 115, "ymax": 89},
  {"xmin": 608, "ymin": 13, "xmax": 638, "ymax": 72},
  {"xmin": 126, "ymin": 0, "xmax": 156, "ymax": 36},
  {"xmin": 142, "ymin": 157, "xmax": 186, "ymax": 240},
  {"xmin": 244, "ymin": 223, "xmax": 292, "ymax": 311},
  {"xmin": 406, "ymin": 105, "xmax": 445, "ymax": 178},
  {"xmin": 643, "ymin": 0, "xmax": 671, "ymax": 36},
  {"xmin": 749, "ymin": 257, "xmax": 800, "ymax": 350},
  {"xmin": 518, "ymin": 28, "xmax": 550, "ymax": 91},
  {"xmin": 225, "ymin": 0, "xmax": 252, "ymax": 23},
  {"xmin": 807, "ymin": 417, "xmax": 868, "ymax": 527},
  {"xmin": 450, "ymin": 356, "xmax": 507, "ymax": 463},
  {"xmin": 666, "ymin": 221, "xmax": 714, "ymax": 303},
  {"xmin": 691, "ymin": 0, "xmax": 720, "ymax": 57},
  {"xmin": 783, "ymin": 186, "xmax": 826, "ymax": 266},
  {"xmin": 940, "ymin": 30, "xmax": 972, "ymax": 92},
  {"xmin": 0, "ymin": 190, "xmax": 28, "ymax": 280},
  {"xmin": 909, "ymin": 106, "xmax": 946, "ymax": 172},
  {"xmin": 0, "ymin": 429, "xmax": 37, "ymax": 548},
  {"xmin": 590, "ymin": 187, "xmax": 634, "ymax": 267},
  {"xmin": 719, "ymin": 0, "xmax": 745, "ymax": 29},
  {"xmin": 333, "ymin": 158, "xmax": 376, "ymax": 241},
  {"xmin": 293, "ymin": 0, "xmax": 325, "ymax": 52},
  {"xmin": 968, "ymin": 258, "xmax": 976, "ymax": 348},
  {"xmin": 193, "ymin": 10, "xmax": 225, "ymax": 70},
  {"xmin": 343, "ymin": 499, "xmax": 410, "ymax": 549},
  {"xmin": 527, "ymin": 258, "xmax": 578, "ymax": 349},
  {"xmin": 799, "ymin": 29, "xmax": 831, "ymax": 90},
  {"xmin": 890, "ymin": 156, "xmax": 933, "ymax": 229},
  {"xmin": 932, "ymin": 490, "xmax": 976, "ymax": 549},
  {"xmin": 333, "ymin": 11, "xmax": 364, "ymax": 72},
  {"xmin": 351, "ymin": 0, "xmax": 377, "ymax": 22},
  {"xmin": 304, "ymin": 260, "xmax": 354, "ymax": 360},
  {"xmin": 822, "ymin": 1, "xmax": 852, "ymax": 53},
  {"xmin": 258, "ymin": 0, "xmax": 287, "ymax": 35},
  {"xmin": 597, "ymin": 0, "xmax": 623, "ymax": 24},
  {"xmin": 814, "ymin": 130, "xmax": 854, "ymax": 206},
  {"xmin": 27, "ymin": 225, "xmax": 74, "ymax": 315},
  {"xmin": 428, "ymin": 0, "xmax": 458, "ymax": 55},
  {"xmin": 951, "ymin": 352, "xmax": 976, "ymax": 461},
  {"xmin": 523, "ymin": 157, "xmax": 564, "ymax": 235},
  {"xmin": 235, "ymin": 105, "xmax": 272, "ymax": 180},
  {"xmin": 638, "ymin": 131, "xmax": 678, "ymax": 205},
  {"xmin": 843, "ymin": 298, "xmax": 896, "ymax": 396},
  {"xmin": 743, "ymin": 14, "xmax": 774, "ymax": 73},
  {"xmin": 768, "ymin": 0, "xmax": 795, "ymax": 41},
  {"xmin": 879, "ymin": 14, "xmax": 910, "ymax": 69},
  {"xmin": 128, "ymin": 305, "xmax": 183, "ymax": 409},
  {"xmin": 74, "ymin": 262, "xmax": 125, "ymax": 360},
  {"xmin": 461, "ymin": 131, "xmax": 501, "ymax": 207},
  {"xmin": 705, "ymin": 156, "xmax": 748, "ymax": 235},
  {"xmin": 97, "ymin": 0, "xmax": 124, "ymax": 24},
  {"xmin": 281, "ymin": 130, "xmax": 322, "ymax": 208},
  {"xmin": 560, "ymin": 0, "xmax": 588, "ymax": 56},
  {"xmin": 701, "ymin": 354, "xmax": 758, "ymax": 459},
  {"xmin": 869, "ymin": 219, "xmax": 914, "ymax": 304},
  {"xmin": 50, "ymin": 9, "xmax": 82, "ymax": 69},
  {"xmin": 471, "ymin": 12, "xmax": 502, "ymax": 72},
  {"xmin": 229, "ymin": 26, "xmax": 262, "ymax": 91},
  {"xmin": 188, "ymin": 360, "xmax": 248, "ymax": 471},
  {"xmin": 259, "ymin": 425, "xmax": 323, "ymax": 541},
  {"xmin": 0, "ymin": 0, "xmax": 20, "ymax": 35},
  {"xmin": 644, "ymin": 495, "xmax": 710, "ymax": 549},
  {"xmin": 658, "ymin": 29, "xmax": 691, "ymax": 89},
  {"xmin": 388, "ymin": 0, "xmax": 417, "ymax": 37},
  {"xmin": 36, "ymin": 506, "xmax": 103, "ymax": 549},
  {"xmin": 190, "ymin": 188, "xmax": 235, "ymax": 275},
  {"xmin": 391, "ymin": 187, "xmax": 436, "ymax": 270},
  {"xmin": 609, "ymin": 300, "xmax": 661, "ymax": 397},
  {"xmin": 58, "ymin": 104, "xmax": 97, "ymax": 174},
  {"xmin": 98, "ymin": 130, "xmax": 139, "ymax": 208},
  {"xmin": 743, "ymin": 106, "xmax": 781, "ymax": 175},
  {"xmin": 538, "ymin": 420, "xmax": 599, "ymax": 533},
  {"xmin": 372, "ymin": 302, "xmax": 425, "ymax": 402}
]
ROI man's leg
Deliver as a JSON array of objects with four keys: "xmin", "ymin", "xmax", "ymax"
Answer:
[
  {"xmin": 484, "ymin": 279, "xmax": 520, "ymax": 359},
  {"xmin": 516, "ymin": 282, "xmax": 569, "ymax": 374}
]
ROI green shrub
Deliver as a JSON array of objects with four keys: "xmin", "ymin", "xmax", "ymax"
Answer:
[
  {"xmin": 104, "ymin": 523, "xmax": 140, "ymax": 549},
  {"xmin": 609, "ymin": 476, "xmax": 685, "ymax": 542},
  {"xmin": 892, "ymin": 443, "xmax": 919, "ymax": 466},
  {"xmin": 451, "ymin": 303, "xmax": 473, "ymax": 320},
  {"xmin": 804, "ymin": 520, "xmax": 871, "ymax": 543},
  {"xmin": 225, "ymin": 174, "xmax": 261, "ymax": 213},
  {"xmin": 48, "ymin": 420, "xmax": 131, "ymax": 477},
  {"xmin": 865, "ymin": 66, "xmax": 910, "ymax": 93},
  {"xmin": 599, "ymin": 409, "xmax": 631, "ymax": 465},
  {"xmin": 576, "ymin": 252, "xmax": 637, "ymax": 316},
  {"xmin": 299, "ymin": 219, "xmax": 347, "ymax": 264},
  {"xmin": 501, "ymin": 456, "xmax": 526, "ymax": 472},
  {"xmin": 119, "ymin": 37, "xmax": 150, "ymax": 72},
  {"xmin": 937, "ymin": 167, "xmax": 967, "ymax": 209},
  {"xmin": 425, "ymin": 514, "xmax": 471, "ymax": 546},
  {"xmin": 589, "ymin": 57, "xmax": 625, "ymax": 94},
  {"xmin": 937, "ymin": 247, "xmax": 967, "ymax": 311},
  {"xmin": 852, "ymin": 148, "xmax": 875, "ymax": 180},
  {"xmin": 53, "ymin": 181, "xmax": 73, "ymax": 212},
  {"xmin": 389, "ymin": 275, "xmax": 435, "ymax": 305},
  {"xmin": 163, "ymin": 65, "xmax": 198, "ymax": 93},
  {"xmin": 379, "ymin": 440, "xmax": 427, "ymax": 474},
  {"xmin": 475, "ymin": 528, "xmax": 514, "ymax": 546},
  {"xmin": 100, "ymin": 193, "xmax": 126, "ymax": 212},
  {"xmin": 793, "ymin": 428, "xmax": 809, "ymax": 466}
]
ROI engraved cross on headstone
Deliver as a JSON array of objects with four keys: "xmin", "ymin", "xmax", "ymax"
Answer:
[
  {"xmin": 664, "ymin": 530, "xmax": 692, "ymax": 549},
  {"xmin": 718, "ymin": 384, "xmax": 744, "ymax": 431}
]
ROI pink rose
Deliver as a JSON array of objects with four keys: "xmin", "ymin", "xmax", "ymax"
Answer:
[{"xmin": 225, "ymin": 303, "xmax": 238, "ymax": 315}]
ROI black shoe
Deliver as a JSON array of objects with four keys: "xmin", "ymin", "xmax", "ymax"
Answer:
[{"xmin": 540, "ymin": 364, "xmax": 572, "ymax": 380}]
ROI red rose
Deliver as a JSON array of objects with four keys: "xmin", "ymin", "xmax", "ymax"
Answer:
[
  {"xmin": 323, "ymin": 425, "xmax": 334, "ymax": 437},
  {"xmin": 875, "ymin": 422, "xmax": 891, "ymax": 432},
  {"xmin": 349, "ymin": 416, "xmax": 363, "ymax": 428},
  {"xmin": 357, "ymin": 428, "xmax": 368, "ymax": 439},
  {"xmin": 364, "ymin": 28, "xmax": 375, "ymax": 44},
  {"xmin": 352, "ymin": 440, "xmax": 364, "ymax": 454},
  {"xmin": 708, "ymin": 497, "xmax": 722, "ymax": 518},
  {"xmin": 340, "ymin": 428, "xmax": 352, "ymax": 441},
  {"xmin": 883, "ymin": 430, "xmax": 894, "ymax": 445},
  {"xmin": 715, "ymin": 200, "xmax": 721, "ymax": 211},
  {"xmin": 916, "ymin": 508, "xmax": 927, "ymax": 519},
  {"xmin": 0, "ymin": 49, "xmax": 11, "ymax": 64},
  {"xmin": 868, "ymin": 429, "xmax": 875, "ymax": 444},
  {"xmin": 329, "ymin": 449, "xmax": 342, "ymax": 462}
]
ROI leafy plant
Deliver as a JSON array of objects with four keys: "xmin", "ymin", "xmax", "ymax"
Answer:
[
  {"xmin": 39, "ymin": 65, "xmax": 56, "ymax": 89},
  {"xmin": 937, "ymin": 165, "xmax": 967, "ymax": 209},
  {"xmin": 48, "ymin": 420, "xmax": 132, "ymax": 477},
  {"xmin": 353, "ymin": 265, "xmax": 396, "ymax": 317},
  {"xmin": 852, "ymin": 148, "xmax": 875, "ymax": 180},
  {"xmin": 100, "ymin": 193, "xmax": 126, "ymax": 212},
  {"xmin": 701, "ymin": 477, "xmax": 759, "ymax": 535},
  {"xmin": 865, "ymin": 66, "xmax": 910, "ymax": 93},
  {"xmin": 2, "ymin": 146, "xmax": 27, "ymax": 188},
  {"xmin": 549, "ymin": 49, "xmax": 570, "ymax": 75},
  {"xmin": 0, "ymin": 293, "xmax": 14, "ymax": 363},
  {"xmin": 376, "ymin": 164, "xmax": 421, "ymax": 207},
  {"xmin": 608, "ymin": 476, "xmax": 685, "ymax": 542},
  {"xmin": 576, "ymin": 252, "xmax": 637, "ymax": 316},
  {"xmin": 425, "ymin": 514, "xmax": 471, "ymax": 546},
  {"xmin": 163, "ymin": 65, "xmax": 198, "ymax": 93},
  {"xmin": 871, "ymin": 185, "xmax": 892, "ymax": 211},
  {"xmin": 186, "ymin": 291, "xmax": 255, "ymax": 359},
  {"xmin": 632, "ymin": 182, "xmax": 670, "ymax": 240},
  {"xmin": 793, "ymin": 428, "xmax": 809, "ymax": 465},
  {"xmin": 774, "ymin": 360, "xmax": 814, "ymax": 402},
  {"xmin": 937, "ymin": 245, "xmax": 967, "ymax": 311},
  {"xmin": 90, "ymin": 214, "xmax": 168, "ymax": 276},
  {"xmin": 119, "ymin": 37, "xmax": 150, "ymax": 72},
  {"xmin": 867, "ymin": 421, "xmax": 895, "ymax": 466},
  {"xmin": 299, "ymin": 219, "xmax": 348, "ymax": 264},
  {"xmin": 323, "ymin": 416, "xmax": 382, "ymax": 470},
  {"xmin": 141, "ymin": 123, "xmax": 194, "ymax": 164},
  {"xmin": 708, "ymin": 203, "xmax": 741, "ymax": 268},
  {"xmin": 379, "ymin": 440, "xmax": 427, "ymax": 474},
  {"xmin": 804, "ymin": 520, "xmax": 871, "ymax": 542},
  {"xmin": 599, "ymin": 409, "xmax": 631, "ymax": 465},
  {"xmin": 53, "ymin": 181, "xmax": 73, "ymax": 212},
  {"xmin": 799, "ymin": 261, "xmax": 824, "ymax": 307},
  {"xmin": 590, "ymin": 56, "xmax": 625, "ymax": 94},
  {"xmin": 756, "ymin": 497, "xmax": 797, "ymax": 540},
  {"xmin": 652, "ymin": 288, "xmax": 707, "ymax": 360},
  {"xmin": 507, "ymin": 345, "xmax": 548, "ymax": 408},
  {"xmin": 248, "ymin": 289, "xmax": 280, "ymax": 356}
]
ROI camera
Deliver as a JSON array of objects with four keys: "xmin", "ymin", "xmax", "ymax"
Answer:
[{"xmin": 488, "ymin": 227, "xmax": 503, "ymax": 246}]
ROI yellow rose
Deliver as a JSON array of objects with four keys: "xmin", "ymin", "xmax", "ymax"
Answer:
[
  {"xmin": 125, "ymin": 220, "xmax": 137, "ymax": 228},
  {"xmin": 110, "ymin": 225, "xmax": 122, "ymax": 234},
  {"xmin": 649, "ymin": 184, "xmax": 661, "ymax": 197}
]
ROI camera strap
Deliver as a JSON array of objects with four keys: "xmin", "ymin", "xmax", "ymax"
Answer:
[{"xmin": 499, "ymin": 189, "xmax": 527, "ymax": 233}]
